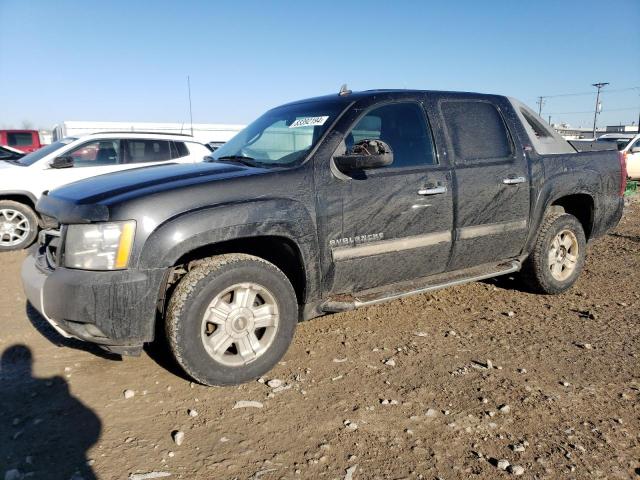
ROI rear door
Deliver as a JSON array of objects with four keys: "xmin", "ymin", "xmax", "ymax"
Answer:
[
  {"xmin": 439, "ymin": 97, "xmax": 530, "ymax": 270},
  {"xmin": 321, "ymin": 99, "xmax": 454, "ymax": 294}
]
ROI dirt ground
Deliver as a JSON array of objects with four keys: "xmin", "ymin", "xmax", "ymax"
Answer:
[{"xmin": 1, "ymin": 199, "xmax": 639, "ymax": 480}]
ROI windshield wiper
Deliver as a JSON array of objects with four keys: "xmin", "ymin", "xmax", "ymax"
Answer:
[{"xmin": 214, "ymin": 155, "xmax": 262, "ymax": 168}]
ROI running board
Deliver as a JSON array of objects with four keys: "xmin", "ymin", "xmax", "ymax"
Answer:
[{"xmin": 321, "ymin": 260, "xmax": 521, "ymax": 313}]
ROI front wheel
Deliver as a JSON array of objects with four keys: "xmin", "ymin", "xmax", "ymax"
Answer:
[
  {"xmin": 523, "ymin": 212, "xmax": 587, "ymax": 294},
  {"xmin": 0, "ymin": 200, "xmax": 39, "ymax": 251},
  {"xmin": 166, "ymin": 254, "xmax": 298, "ymax": 386}
]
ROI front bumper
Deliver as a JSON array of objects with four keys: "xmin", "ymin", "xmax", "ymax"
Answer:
[{"xmin": 21, "ymin": 251, "xmax": 167, "ymax": 351}]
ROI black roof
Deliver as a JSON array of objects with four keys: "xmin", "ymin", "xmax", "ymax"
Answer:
[{"xmin": 279, "ymin": 89, "xmax": 503, "ymax": 108}]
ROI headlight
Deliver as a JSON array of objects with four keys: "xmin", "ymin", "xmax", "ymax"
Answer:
[{"xmin": 64, "ymin": 221, "xmax": 136, "ymax": 270}]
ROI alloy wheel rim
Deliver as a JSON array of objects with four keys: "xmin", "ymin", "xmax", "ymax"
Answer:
[
  {"xmin": 0, "ymin": 209, "xmax": 30, "ymax": 247},
  {"xmin": 200, "ymin": 282, "xmax": 279, "ymax": 367},
  {"xmin": 548, "ymin": 229, "xmax": 579, "ymax": 281}
]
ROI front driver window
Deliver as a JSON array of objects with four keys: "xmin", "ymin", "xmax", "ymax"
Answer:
[
  {"xmin": 347, "ymin": 102, "xmax": 437, "ymax": 168},
  {"xmin": 68, "ymin": 140, "xmax": 120, "ymax": 167}
]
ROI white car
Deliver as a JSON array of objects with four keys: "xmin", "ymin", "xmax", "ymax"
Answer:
[
  {"xmin": 597, "ymin": 133, "xmax": 640, "ymax": 180},
  {"xmin": 0, "ymin": 132, "xmax": 212, "ymax": 251},
  {"xmin": 622, "ymin": 134, "xmax": 640, "ymax": 180}
]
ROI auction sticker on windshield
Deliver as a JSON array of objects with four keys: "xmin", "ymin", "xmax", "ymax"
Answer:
[{"xmin": 289, "ymin": 116, "xmax": 329, "ymax": 128}]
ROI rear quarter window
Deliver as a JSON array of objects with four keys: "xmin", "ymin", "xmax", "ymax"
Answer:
[
  {"xmin": 441, "ymin": 101, "xmax": 513, "ymax": 163},
  {"xmin": 171, "ymin": 142, "xmax": 190, "ymax": 159}
]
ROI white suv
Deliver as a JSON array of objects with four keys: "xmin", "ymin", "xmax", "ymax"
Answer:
[{"xmin": 0, "ymin": 132, "xmax": 212, "ymax": 251}]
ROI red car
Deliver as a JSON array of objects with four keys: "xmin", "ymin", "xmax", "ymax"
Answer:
[{"xmin": 0, "ymin": 130, "xmax": 43, "ymax": 153}]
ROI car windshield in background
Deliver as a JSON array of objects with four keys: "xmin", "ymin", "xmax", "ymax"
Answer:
[
  {"xmin": 596, "ymin": 137, "xmax": 632, "ymax": 151},
  {"xmin": 15, "ymin": 138, "xmax": 77, "ymax": 166},
  {"xmin": 210, "ymin": 100, "xmax": 346, "ymax": 167}
]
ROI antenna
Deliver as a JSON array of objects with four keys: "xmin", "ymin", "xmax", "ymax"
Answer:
[
  {"xmin": 187, "ymin": 75, "xmax": 194, "ymax": 137},
  {"xmin": 339, "ymin": 84, "xmax": 352, "ymax": 96}
]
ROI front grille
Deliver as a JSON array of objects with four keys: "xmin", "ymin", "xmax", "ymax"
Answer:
[{"xmin": 36, "ymin": 228, "xmax": 62, "ymax": 271}]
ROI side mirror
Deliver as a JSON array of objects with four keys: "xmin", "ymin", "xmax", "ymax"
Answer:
[
  {"xmin": 334, "ymin": 139, "xmax": 393, "ymax": 171},
  {"xmin": 631, "ymin": 146, "xmax": 640, "ymax": 154},
  {"xmin": 50, "ymin": 155, "xmax": 74, "ymax": 169}
]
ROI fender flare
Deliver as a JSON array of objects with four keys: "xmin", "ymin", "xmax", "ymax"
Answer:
[
  {"xmin": 0, "ymin": 190, "xmax": 38, "ymax": 207},
  {"xmin": 138, "ymin": 199, "xmax": 321, "ymax": 302},
  {"xmin": 523, "ymin": 170, "xmax": 600, "ymax": 253}
]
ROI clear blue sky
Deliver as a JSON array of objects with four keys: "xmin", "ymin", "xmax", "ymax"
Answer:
[{"xmin": 1, "ymin": 0, "xmax": 639, "ymax": 130}]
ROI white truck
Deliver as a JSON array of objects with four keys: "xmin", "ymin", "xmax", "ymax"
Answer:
[{"xmin": 0, "ymin": 132, "xmax": 212, "ymax": 251}]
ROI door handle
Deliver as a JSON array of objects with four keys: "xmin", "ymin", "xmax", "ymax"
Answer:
[
  {"xmin": 418, "ymin": 185, "xmax": 447, "ymax": 195},
  {"xmin": 502, "ymin": 176, "xmax": 526, "ymax": 185}
]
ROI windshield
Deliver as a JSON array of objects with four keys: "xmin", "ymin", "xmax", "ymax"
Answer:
[
  {"xmin": 0, "ymin": 146, "xmax": 23, "ymax": 160},
  {"xmin": 15, "ymin": 137, "xmax": 77, "ymax": 166},
  {"xmin": 596, "ymin": 137, "xmax": 632, "ymax": 151},
  {"xmin": 210, "ymin": 100, "xmax": 346, "ymax": 167}
]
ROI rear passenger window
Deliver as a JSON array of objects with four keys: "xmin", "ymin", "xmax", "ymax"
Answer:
[
  {"xmin": 347, "ymin": 102, "xmax": 436, "ymax": 168},
  {"xmin": 125, "ymin": 140, "xmax": 172, "ymax": 163},
  {"xmin": 441, "ymin": 101, "xmax": 513, "ymax": 162}
]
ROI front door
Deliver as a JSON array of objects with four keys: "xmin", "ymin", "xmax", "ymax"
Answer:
[
  {"xmin": 438, "ymin": 98, "xmax": 530, "ymax": 270},
  {"xmin": 318, "ymin": 100, "xmax": 454, "ymax": 294}
]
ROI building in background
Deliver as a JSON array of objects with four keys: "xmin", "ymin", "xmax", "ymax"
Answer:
[
  {"xmin": 553, "ymin": 123, "xmax": 639, "ymax": 140},
  {"xmin": 52, "ymin": 121, "xmax": 245, "ymax": 145}
]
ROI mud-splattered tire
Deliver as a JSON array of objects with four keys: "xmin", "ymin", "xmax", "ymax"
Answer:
[
  {"xmin": 166, "ymin": 254, "xmax": 298, "ymax": 386},
  {"xmin": 522, "ymin": 212, "xmax": 586, "ymax": 294},
  {"xmin": 0, "ymin": 200, "xmax": 39, "ymax": 251}
]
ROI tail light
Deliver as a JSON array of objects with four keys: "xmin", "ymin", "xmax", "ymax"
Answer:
[{"xmin": 619, "ymin": 151, "xmax": 628, "ymax": 197}]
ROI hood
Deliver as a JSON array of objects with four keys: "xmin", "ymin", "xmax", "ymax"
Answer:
[
  {"xmin": 37, "ymin": 161, "xmax": 268, "ymax": 224},
  {"xmin": 50, "ymin": 161, "xmax": 262, "ymax": 205},
  {"xmin": 0, "ymin": 160, "xmax": 19, "ymax": 170}
]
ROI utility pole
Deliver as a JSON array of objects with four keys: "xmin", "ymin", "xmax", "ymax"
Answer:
[
  {"xmin": 591, "ymin": 82, "xmax": 609, "ymax": 139},
  {"xmin": 536, "ymin": 96, "xmax": 545, "ymax": 116},
  {"xmin": 548, "ymin": 115, "xmax": 551, "ymax": 125}
]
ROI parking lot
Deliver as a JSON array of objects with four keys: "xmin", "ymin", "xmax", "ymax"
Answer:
[{"xmin": 0, "ymin": 196, "xmax": 636, "ymax": 479}]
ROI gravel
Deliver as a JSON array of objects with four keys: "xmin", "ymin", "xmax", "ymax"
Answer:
[
  {"xmin": 172, "ymin": 431, "xmax": 185, "ymax": 446},
  {"xmin": 233, "ymin": 400, "xmax": 264, "ymax": 409},
  {"xmin": 344, "ymin": 464, "xmax": 358, "ymax": 480},
  {"xmin": 129, "ymin": 473, "xmax": 171, "ymax": 480},
  {"xmin": 266, "ymin": 379, "xmax": 283, "ymax": 389},
  {"xmin": 508, "ymin": 465, "xmax": 525, "ymax": 476}
]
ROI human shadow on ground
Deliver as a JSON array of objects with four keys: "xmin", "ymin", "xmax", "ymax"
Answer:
[{"xmin": 0, "ymin": 345, "xmax": 101, "ymax": 480}]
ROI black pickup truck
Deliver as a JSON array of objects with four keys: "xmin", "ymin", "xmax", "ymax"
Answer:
[{"xmin": 21, "ymin": 89, "xmax": 627, "ymax": 385}]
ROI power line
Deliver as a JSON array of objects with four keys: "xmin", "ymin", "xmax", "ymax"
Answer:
[{"xmin": 540, "ymin": 86, "xmax": 639, "ymax": 99}]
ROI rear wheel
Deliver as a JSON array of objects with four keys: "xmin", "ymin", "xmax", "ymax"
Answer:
[
  {"xmin": 523, "ymin": 212, "xmax": 586, "ymax": 294},
  {"xmin": 0, "ymin": 201, "xmax": 39, "ymax": 251},
  {"xmin": 166, "ymin": 254, "xmax": 298, "ymax": 386}
]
